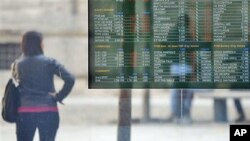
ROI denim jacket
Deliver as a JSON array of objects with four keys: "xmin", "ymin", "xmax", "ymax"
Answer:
[{"xmin": 12, "ymin": 54, "xmax": 75, "ymax": 107}]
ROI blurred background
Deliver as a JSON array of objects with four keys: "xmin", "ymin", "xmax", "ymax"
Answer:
[{"xmin": 0, "ymin": 0, "xmax": 250, "ymax": 141}]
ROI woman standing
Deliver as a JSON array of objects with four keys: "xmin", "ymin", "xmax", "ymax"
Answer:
[{"xmin": 12, "ymin": 31, "xmax": 75, "ymax": 141}]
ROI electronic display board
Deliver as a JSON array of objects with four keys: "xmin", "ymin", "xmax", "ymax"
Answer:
[{"xmin": 89, "ymin": 0, "xmax": 250, "ymax": 89}]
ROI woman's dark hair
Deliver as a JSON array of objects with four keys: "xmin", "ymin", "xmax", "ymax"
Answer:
[{"xmin": 21, "ymin": 31, "xmax": 43, "ymax": 56}]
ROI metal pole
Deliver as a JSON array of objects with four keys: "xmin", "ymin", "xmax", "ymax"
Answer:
[
  {"xmin": 142, "ymin": 89, "xmax": 151, "ymax": 121},
  {"xmin": 118, "ymin": 90, "xmax": 132, "ymax": 141},
  {"xmin": 117, "ymin": 0, "xmax": 135, "ymax": 141},
  {"xmin": 214, "ymin": 98, "xmax": 228, "ymax": 122},
  {"xmin": 141, "ymin": 0, "xmax": 153, "ymax": 123},
  {"xmin": 180, "ymin": 89, "xmax": 183, "ymax": 124}
]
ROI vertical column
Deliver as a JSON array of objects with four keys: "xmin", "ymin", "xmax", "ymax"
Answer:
[
  {"xmin": 117, "ymin": 1, "xmax": 133, "ymax": 141},
  {"xmin": 248, "ymin": 0, "xmax": 250, "ymax": 41},
  {"xmin": 179, "ymin": 48, "xmax": 186, "ymax": 82},
  {"xmin": 114, "ymin": 10, "xmax": 124, "ymax": 42},
  {"xmin": 204, "ymin": 1, "xmax": 212, "ymax": 41},
  {"xmin": 179, "ymin": 0, "xmax": 185, "ymax": 82},
  {"xmin": 242, "ymin": 48, "xmax": 249, "ymax": 82},
  {"xmin": 195, "ymin": 1, "xmax": 199, "ymax": 41},
  {"xmin": 242, "ymin": 0, "xmax": 248, "ymax": 41},
  {"xmin": 179, "ymin": 0, "xmax": 185, "ymax": 42}
]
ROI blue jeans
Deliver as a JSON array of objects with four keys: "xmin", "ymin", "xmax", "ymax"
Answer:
[
  {"xmin": 16, "ymin": 112, "xmax": 59, "ymax": 141},
  {"xmin": 171, "ymin": 89, "xmax": 194, "ymax": 118}
]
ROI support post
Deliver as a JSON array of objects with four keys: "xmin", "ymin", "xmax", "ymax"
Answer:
[
  {"xmin": 117, "ymin": 1, "xmax": 135, "ymax": 141},
  {"xmin": 214, "ymin": 98, "xmax": 228, "ymax": 122},
  {"xmin": 142, "ymin": 89, "xmax": 151, "ymax": 122},
  {"xmin": 117, "ymin": 90, "xmax": 132, "ymax": 141}
]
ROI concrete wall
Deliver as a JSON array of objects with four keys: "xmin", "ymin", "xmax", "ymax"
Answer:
[
  {"xmin": 0, "ymin": 0, "xmax": 88, "ymax": 34},
  {"xmin": 0, "ymin": 0, "xmax": 88, "ymax": 77},
  {"xmin": 44, "ymin": 36, "xmax": 88, "ymax": 77}
]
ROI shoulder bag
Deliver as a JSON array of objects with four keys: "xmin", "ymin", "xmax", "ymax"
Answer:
[{"xmin": 1, "ymin": 78, "xmax": 19, "ymax": 123}]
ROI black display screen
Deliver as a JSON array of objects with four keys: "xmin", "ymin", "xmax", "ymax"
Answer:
[{"xmin": 89, "ymin": 0, "xmax": 250, "ymax": 89}]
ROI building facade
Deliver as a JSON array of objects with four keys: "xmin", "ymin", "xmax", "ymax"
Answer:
[{"xmin": 0, "ymin": 0, "xmax": 88, "ymax": 78}]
